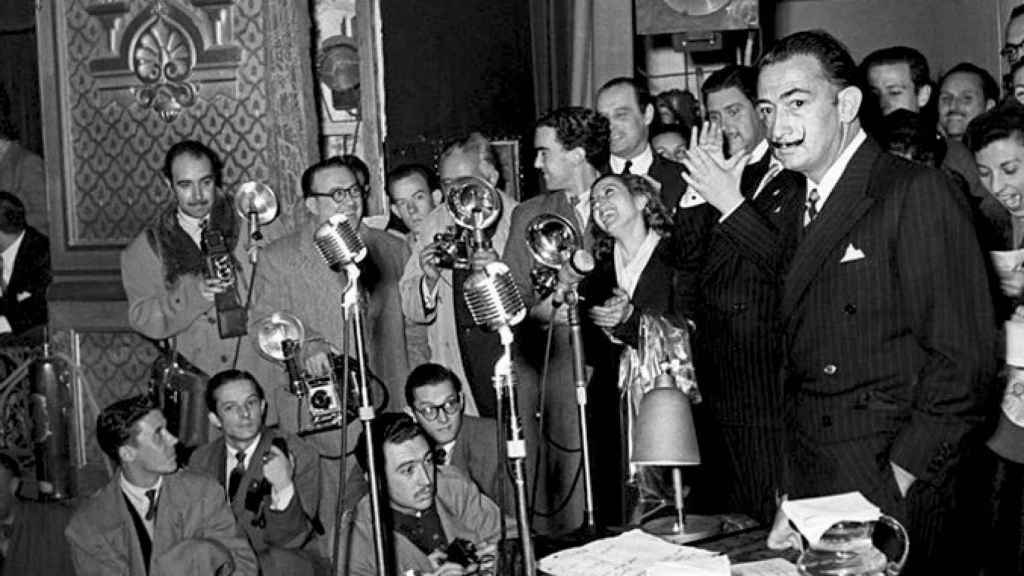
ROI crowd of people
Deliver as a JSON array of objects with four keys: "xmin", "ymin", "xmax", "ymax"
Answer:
[{"xmin": 14, "ymin": 11, "xmax": 1024, "ymax": 576}]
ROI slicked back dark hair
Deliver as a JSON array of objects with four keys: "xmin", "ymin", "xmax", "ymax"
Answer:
[
  {"xmin": 97, "ymin": 395, "xmax": 157, "ymax": 463},
  {"xmin": 301, "ymin": 156, "xmax": 354, "ymax": 198},
  {"xmin": 404, "ymin": 363, "xmax": 462, "ymax": 407},
  {"xmin": 386, "ymin": 163, "xmax": 437, "ymax": 198},
  {"xmin": 355, "ymin": 412, "xmax": 427, "ymax": 473},
  {"xmin": 861, "ymin": 46, "xmax": 932, "ymax": 90},
  {"xmin": 702, "ymin": 65, "xmax": 759, "ymax": 106},
  {"xmin": 1012, "ymin": 4, "xmax": 1024, "ymax": 22},
  {"xmin": 964, "ymin": 100, "xmax": 1024, "ymax": 154},
  {"xmin": 162, "ymin": 140, "xmax": 224, "ymax": 189},
  {"xmin": 758, "ymin": 29, "xmax": 860, "ymax": 90},
  {"xmin": 939, "ymin": 62, "xmax": 1000, "ymax": 104},
  {"xmin": 0, "ymin": 191, "xmax": 26, "ymax": 234},
  {"xmin": 597, "ymin": 77, "xmax": 654, "ymax": 112},
  {"xmin": 205, "ymin": 369, "xmax": 265, "ymax": 415},
  {"xmin": 536, "ymin": 106, "xmax": 611, "ymax": 170},
  {"xmin": 340, "ymin": 154, "xmax": 370, "ymax": 188}
]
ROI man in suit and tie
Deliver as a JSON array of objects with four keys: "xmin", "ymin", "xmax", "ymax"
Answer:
[
  {"xmin": 757, "ymin": 31, "xmax": 997, "ymax": 572},
  {"xmin": 246, "ymin": 155, "xmax": 413, "ymax": 555},
  {"xmin": 503, "ymin": 106, "xmax": 607, "ymax": 534},
  {"xmin": 0, "ymin": 191, "xmax": 49, "ymax": 344},
  {"xmin": 680, "ymin": 64, "xmax": 804, "ymax": 524},
  {"xmin": 188, "ymin": 369, "xmax": 322, "ymax": 575},
  {"xmin": 65, "ymin": 395, "xmax": 258, "ymax": 576},
  {"xmin": 404, "ymin": 363, "xmax": 508, "ymax": 513}
]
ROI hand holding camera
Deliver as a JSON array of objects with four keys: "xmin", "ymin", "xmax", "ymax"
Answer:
[
  {"xmin": 261, "ymin": 442, "xmax": 294, "ymax": 495},
  {"xmin": 420, "ymin": 242, "xmax": 443, "ymax": 289}
]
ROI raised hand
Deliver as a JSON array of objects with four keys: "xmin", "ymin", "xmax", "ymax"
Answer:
[{"xmin": 681, "ymin": 128, "xmax": 750, "ymax": 215}]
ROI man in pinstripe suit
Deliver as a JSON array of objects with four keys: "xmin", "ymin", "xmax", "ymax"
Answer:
[
  {"xmin": 682, "ymin": 65, "xmax": 805, "ymax": 525},
  {"xmin": 757, "ymin": 31, "xmax": 997, "ymax": 572}
]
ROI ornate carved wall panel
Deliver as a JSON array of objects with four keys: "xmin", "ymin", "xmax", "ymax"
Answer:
[{"xmin": 40, "ymin": 0, "xmax": 317, "ymax": 274}]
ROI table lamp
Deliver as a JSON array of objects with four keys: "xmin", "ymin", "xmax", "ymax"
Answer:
[{"xmin": 631, "ymin": 373, "xmax": 719, "ymax": 542}]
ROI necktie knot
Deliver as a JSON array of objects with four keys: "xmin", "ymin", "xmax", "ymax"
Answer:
[
  {"xmin": 228, "ymin": 450, "xmax": 247, "ymax": 501},
  {"xmin": 144, "ymin": 489, "xmax": 158, "ymax": 521},
  {"xmin": 622, "ymin": 160, "xmax": 633, "ymax": 175},
  {"xmin": 805, "ymin": 187, "xmax": 821, "ymax": 224},
  {"xmin": 434, "ymin": 447, "xmax": 447, "ymax": 466}
]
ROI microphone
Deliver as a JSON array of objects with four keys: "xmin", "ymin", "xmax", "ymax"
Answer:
[
  {"xmin": 463, "ymin": 261, "xmax": 526, "ymax": 332},
  {"xmin": 552, "ymin": 249, "xmax": 595, "ymax": 307},
  {"xmin": 313, "ymin": 214, "xmax": 367, "ymax": 272}
]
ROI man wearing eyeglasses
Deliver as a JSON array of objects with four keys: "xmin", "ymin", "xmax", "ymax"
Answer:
[
  {"xmin": 1005, "ymin": 5, "xmax": 1024, "ymax": 69},
  {"xmin": 187, "ymin": 369, "xmax": 324, "ymax": 576},
  {"xmin": 404, "ymin": 363, "xmax": 509, "ymax": 514},
  {"xmin": 245, "ymin": 155, "xmax": 414, "ymax": 557}
]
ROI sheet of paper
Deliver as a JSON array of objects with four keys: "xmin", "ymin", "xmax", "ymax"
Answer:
[
  {"xmin": 780, "ymin": 491, "xmax": 881, "ymax": 546},
  {"xmin": 647, "ymin": 555, "xmax": 730, "ymax": 575},
  {"xmin": 538, "ymin": 529, "xmax": 718, "ymax": 576},
  {"xmin": 731, "ymin": 558, "xmax": 799, "ymax": 576}
]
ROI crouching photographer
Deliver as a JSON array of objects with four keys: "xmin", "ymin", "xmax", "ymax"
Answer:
[
  {"xmin": 187, "ymin": 369, "xmax": 327, "ymax": 576},
  {"xmin": 346, "ymin": 412, "xmax": 517, "ymax": 576}
]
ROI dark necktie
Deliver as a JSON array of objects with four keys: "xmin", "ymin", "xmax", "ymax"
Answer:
[
  {"xmin": 144, "ymin": 489, "xmax": 158, "ymax": 521},
  {"xmin": 228, "ymin": 451, "xmax": 246, "ymax": 501},
  {"xmin": 805, "ymin": 187, "xmax": 821, "ymax": 225},
  {"xmin": 0, "ymin": 255, "xmax": 6, "ymax": 297},
  {"xmin": 622, "ymin": 160, "xmax": 633, "ymax": 175},
  {"xmin": 435, "ymin": 447, "xmax": 448, "ymax": 466}
]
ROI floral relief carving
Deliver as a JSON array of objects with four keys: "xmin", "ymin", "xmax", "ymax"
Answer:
[{"xmin": 133, "ymin": 15, "xmax": 198, "ymax": 121}]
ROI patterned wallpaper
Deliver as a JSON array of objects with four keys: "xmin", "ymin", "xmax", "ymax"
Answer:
[{"xmin": 65, "ymin": 0, "xmax": 316, "ymax": 246}]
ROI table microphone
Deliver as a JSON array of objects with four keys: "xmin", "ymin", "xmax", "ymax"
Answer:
[
  {"xmin": 463, "ymin": 261, "xmax": 526, "ymax": 332},
  {"xmin": 313, "ymin": 214, "xmax": 367, "ymax": 272}
]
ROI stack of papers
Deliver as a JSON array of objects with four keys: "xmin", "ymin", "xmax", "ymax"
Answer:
[{"xmin": 538, "ymin": 529, "xmax": 718, "ymax": 576}]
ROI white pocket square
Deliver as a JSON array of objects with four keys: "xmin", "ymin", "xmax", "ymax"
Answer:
[
  {"xmin": 840, "ymin": 243, "xmax": 866, "ymax": 263},
  {"xmin": 16, "ymin": 291, "xmax": 31, "ymax": 302}
]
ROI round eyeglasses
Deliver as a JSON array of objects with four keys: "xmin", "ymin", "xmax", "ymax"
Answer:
[{"xmin": 413, "ymin": 393, "xmax": 463, "ymax": 421}]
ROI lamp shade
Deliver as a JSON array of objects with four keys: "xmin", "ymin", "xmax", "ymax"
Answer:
[{"xmin": 631, "ymin": 374, "xmax": 701, "ymax": 466}]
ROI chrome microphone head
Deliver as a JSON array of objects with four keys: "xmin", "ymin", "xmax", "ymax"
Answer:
[
  {"xmin": 445, "ymin": 176, "xmax": 502, "ymax": 232},
  {"xmin": 526, "ymin": 213, "xmax": 581, "ymax": 269},
  {"xmin": 463, "ymin": 261, "xmax": 526, "ymax": 332},
  {"xmin": 234, "ymin": 181, "xmax": 279, "ymax": 225},
  {"xmin": 313, "ymin": 214, "xmax": 367, "ymax": 271}
]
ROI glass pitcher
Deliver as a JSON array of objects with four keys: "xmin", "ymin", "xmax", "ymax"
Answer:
[{"xmin": 796, "ymin": 515, "xmax": 909, "ymax": 576}]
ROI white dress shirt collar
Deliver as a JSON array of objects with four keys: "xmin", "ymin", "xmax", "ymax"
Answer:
[
  {"xmin": 747, "ymin": 139, "xmax": 770, "ymax": 165},
  {"xmin": 226, "ymin": 433, "xmax": 262, "ymax": 481},
  {"xmin": 610, "ymin": 144, "xmax": 655, "ymax": 175},
  {"xmin": 119, "ymin": 472, "xmax": 163, "ymax": 535},
  {"xmin": 1, "ymin": 229, "xmax": 25, "ymax": 287},
  {"xmin": 805, "ymin": 128, "xmax": 867, "ymax": 211},
  {"xmin": 177, "ymin": 210, "xmax": 206, "ymax": 248},
  {"xmin": 614, "ymin": 231, "xmax": 662, "ymax": 298}
]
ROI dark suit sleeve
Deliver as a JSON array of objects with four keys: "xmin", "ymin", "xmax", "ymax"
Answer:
[
  {"xmin": 502, "ymin": 203, "xmax": 538, "ymax": 309},
  {"xmin": 716, "ymin": 200, "xmax": 790, "ymax": 277},
  {"xmin": 263, "ymin": 434, "xmax": 320, "ymax": 548},
  {"xmin": 889, "ymin": 169, "xmax": 997, "ymax": 484},
  {"xmin": 5, "ymin": 232, "xmax": 51, "ymax": 333},
  {"xmin": 670, "ymin": 205, "xmax": 715, "ymax": 319}
]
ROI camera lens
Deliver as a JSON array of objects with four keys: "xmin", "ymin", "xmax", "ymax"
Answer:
[{"xmin": 310, "ymin": 389, "xmax": 332, "ymax": 410}]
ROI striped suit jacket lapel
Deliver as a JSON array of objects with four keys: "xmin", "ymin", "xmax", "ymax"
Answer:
[{"xmin": 781, "ymin": 140, "xmax": 881, "ymax": 319}]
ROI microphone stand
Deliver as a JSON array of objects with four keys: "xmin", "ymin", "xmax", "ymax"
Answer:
[
  {"xmin": 337, "ymin": 264, "xmax": 391, "ymax": 576},
  {"xmin": 564, "ymin": 285, "xmax": 597, "ymax": 533},
  {"xmin": 493, "ymin": 327, "xmax": 536, "ymax": 576}
]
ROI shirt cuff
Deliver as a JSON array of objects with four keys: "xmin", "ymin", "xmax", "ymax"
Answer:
[
  {"xmin": 270, "ymin": 483, "xmax": 295, "ymax": 511},
  {"xmin": 0, "ymin": 316, "xmax": 11, "ymax": 334},
  {"xmin": 420, "ymin": 276, "xmax": 439, "ymax": 312},
  {"xmin": 717, "ymin": 198, "xmax": 746, "ymax": 223}
]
